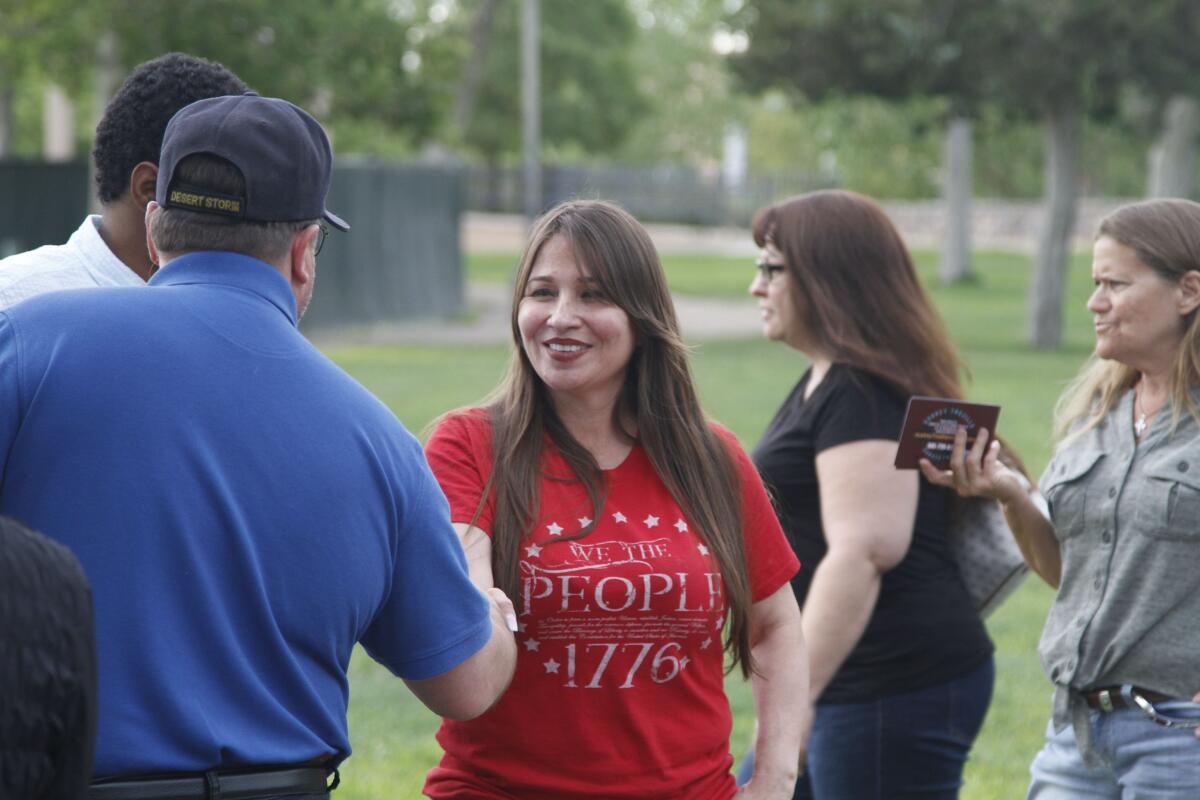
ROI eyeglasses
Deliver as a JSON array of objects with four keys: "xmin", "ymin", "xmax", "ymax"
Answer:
[
  {"xmin": 755, "ymin": 257, "xmax": 786, "ymax": 281},
  {"xmin": 314, "ymin": 224, "xmax": 330, "ymax": 257}
]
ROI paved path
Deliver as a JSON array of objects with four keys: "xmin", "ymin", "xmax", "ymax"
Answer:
[{"xmin": 311, "ymin": 282, "xmax": 762, "ymax": 347}]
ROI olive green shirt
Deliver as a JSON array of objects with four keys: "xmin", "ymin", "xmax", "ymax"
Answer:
[{"xmin": 1039, "ymin": 389, "xmax": 1200, "ymax": 757}]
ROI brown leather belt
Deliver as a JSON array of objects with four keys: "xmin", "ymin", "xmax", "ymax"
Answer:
[
  {"xmin": 1080, "ymin": 685, "xmax": 1171, "ymax": 712},
  {"xmin": 88, "ymin": 766, "xmax": 330, "ymax": 800}
]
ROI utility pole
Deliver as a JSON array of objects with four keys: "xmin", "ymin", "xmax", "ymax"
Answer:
[{"xmin": 521, "ymin": 0, "xmax": 541, "ymax": 222}]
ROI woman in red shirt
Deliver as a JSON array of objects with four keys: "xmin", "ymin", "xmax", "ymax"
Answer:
[{"xmin": 422, "ymin": 200, "xmax": 807, "ymax": 799}]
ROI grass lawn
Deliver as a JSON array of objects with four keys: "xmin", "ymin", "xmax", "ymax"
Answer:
[{"xmin": 326, "ymin": 248, "xmax": 1097, "ymax": 799}]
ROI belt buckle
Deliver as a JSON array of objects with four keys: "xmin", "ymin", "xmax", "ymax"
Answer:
[{"xmin": 1097, "ymin": 688, "xmax": 1115, "ymax": 712}]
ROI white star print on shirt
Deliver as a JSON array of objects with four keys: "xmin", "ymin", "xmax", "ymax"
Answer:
[
  {"xmin": 697, "ymin": 544, "xmax": 709, "ymax": 556},
  {"xmin": 613, "ymin": 511, "xmax": 628, "ymax": 523},
  {"xmin": 644, "ymin": 515, "xmax": 659, "ymax": 528},
  {"xmin": 700, "ymin": 637, "xmax": 712, "ymax": 650},
  {"xmin": 525, "ymin": 542, "xmax": 542, "ymax": 558},
  {"xmin": 524, "ymin": 638, "xmax": 540, "ymax": 652},
  {"xmin": 578, "ymin": 516, "xmax": 592, "ymax": 527},
  {"xmin": 674, "ymin": 519, "xmax": 688, "ymax": 533},
  {"xmin": 543, "ymin": 658, "xmax": 560, "ymax": 674},
  {"xmin": 547, "ymin": 522, "xmax": 563, "ymax": 536}
]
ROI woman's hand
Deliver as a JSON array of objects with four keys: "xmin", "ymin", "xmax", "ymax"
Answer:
[{"xmin": 919, "ymin": 426, "xmax": 1023, "ymax": 504}]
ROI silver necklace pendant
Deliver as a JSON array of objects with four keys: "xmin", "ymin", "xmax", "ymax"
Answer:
[{"xmin": 1135, "ymin": 413, "xmax": 1148, "ymax": 437}]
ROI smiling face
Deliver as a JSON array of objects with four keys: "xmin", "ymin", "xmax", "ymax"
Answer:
[
  {"xmin": 1088, "ymin": 235, "xmax": 1192, "ymax": 372},
  {"xmin": 517, "ymin": 234, "xmax": 637, "ymax": 409}
]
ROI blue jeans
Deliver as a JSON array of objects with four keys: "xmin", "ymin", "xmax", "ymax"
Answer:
[
  {"xmin": 1027, "ymin": 701, "xmax": 1200, "ymax": 799},
  {"xmin": 737, "ymin": 657, "xmax": 994, "ymax": 799}
]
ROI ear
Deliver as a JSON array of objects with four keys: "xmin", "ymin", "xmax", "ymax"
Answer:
[
  {"xmin": 129, "ymin": 161, "xmax": 159, "ymax": 209},
  {"xmin": 287, "ymin": 224, "xmax": 320, "ymax": 315},
  {"xmin": 144, "ymin": 201, "xmax": 162, "ymax": 268},
  {"xmin": 1178, "ymin": 270, "xmax": 1200, "ymax": 316}
]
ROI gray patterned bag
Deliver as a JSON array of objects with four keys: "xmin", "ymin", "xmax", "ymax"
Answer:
[{"xmin": 952, "ymin": 480, "xmax": 1044, "ymax": 616}]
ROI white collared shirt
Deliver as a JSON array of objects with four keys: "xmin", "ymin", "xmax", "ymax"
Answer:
[{"xmin": 0, "ymin": 215, "xmax": 144, "ymax": 310}]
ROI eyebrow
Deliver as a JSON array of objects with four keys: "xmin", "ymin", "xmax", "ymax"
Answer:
[{"xmin": 526, "ymin": 274, "xmax": 600, "ymax": 285}]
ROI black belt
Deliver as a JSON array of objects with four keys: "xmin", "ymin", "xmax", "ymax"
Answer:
[
  {"xmin": 88, "ymin": 766, "xmax": 331, "ymax": 800},
  {"xmin": 1080, "ymin": 685, "xmax": 1172, "ymax": 712}
]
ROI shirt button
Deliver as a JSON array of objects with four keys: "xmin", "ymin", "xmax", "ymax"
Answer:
[
  {"xmin": 1101, "ymin": 531, "xmax": 1112, "ymax": 544},
  {"xmin": 1107, "ymin": 487, "xmax": 1117, "ymax": 498},
  {"xmin": 1179, "ymin": 461, "xmax": 1190, "ymax": 473}
]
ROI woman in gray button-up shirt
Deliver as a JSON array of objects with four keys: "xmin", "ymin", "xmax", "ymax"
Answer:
[{"xmin": 923, "ymin": 198, "xmax": 1200, "ymax": 799}]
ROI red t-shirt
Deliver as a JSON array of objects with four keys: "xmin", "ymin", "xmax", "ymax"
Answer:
[{"xmin": 422, "ymin": 410, "xmax": 799, "ymax": 800}]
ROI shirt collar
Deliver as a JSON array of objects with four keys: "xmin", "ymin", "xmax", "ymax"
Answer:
[
  {"xmin": 73, "ymin": 215, "xmax": 145, "ymax": 288},
  {"xmin": 148, "ymin": 251, "xmax": 298, "ymax": 326}
]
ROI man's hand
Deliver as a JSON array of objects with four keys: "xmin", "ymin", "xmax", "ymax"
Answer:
[{"xmin": 485, "ymin": 586, "xmax": 518, "ymax": 633}]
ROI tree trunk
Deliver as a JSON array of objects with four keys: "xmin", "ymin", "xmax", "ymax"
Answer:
[
  {"xmin": 42, "ymin": 84, "xmax": 76, "ymax": 162},
  {"xmin": 520, "ymin": 0, "xmax": 541, "ymax": 221},
  {"xmin": 1146, "ymin": 94, "xmax": 1200, "ymax": 199},
  {"xmin": 938, "ymin": 114, "xmax": 973, "ymax": 285},
  {"xmin": 0, "ymin": 87, "xmax": 13, "ymax": 157},
  {"xmin": 453, "ymin": 0, "xmax": 500, "ymax": 142},
  {"xmin": 1027, "ymin": 104, "xmax": 1081, "ymax": 350}
]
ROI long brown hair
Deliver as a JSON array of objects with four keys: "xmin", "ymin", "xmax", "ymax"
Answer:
[
  {"xmin": 752, "ymin": 190, "xmax": 963, "ymax": 399},
  {"xmin": 1054, "ymin": 198, "xmax": 1200, "ymax": 442},
  {"xmin": 479, "ymin": 200, "xmax": 757, "ymax": 675}
]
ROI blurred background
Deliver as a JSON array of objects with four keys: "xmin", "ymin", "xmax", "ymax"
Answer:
[
  {"xmin": 4, "ymin": 0, "xmax": 1200, "ymax": 344},
  {"xmin": 3, "ymin": 5, "xmax": 1198, "ymax": 796}
]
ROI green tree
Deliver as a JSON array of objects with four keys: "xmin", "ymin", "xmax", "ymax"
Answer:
[
  {"xmin": 984, "ymin": 0, "xmax": 1200, "ymax": 347},
  {"xmin": 732, "ymin": 0, "xmax": 1200, "ymax": 348},
  {"xmin": 0, "ymin": 0, "xmax": 96, "ymax": 154},
  {"xmin": 88, "ymin": 0, "xmax": 444, "ymax": 153},
  {"xmin": 439, "ymin": 0, "xmax": 647, "ymax": 164},
  {"xmin": 615, "ymin": 0, "xmax": 745, "ymax": 167},
  {"xmin": 730, "ymin": 0, "xmax": 1007, "ymax": 284}
]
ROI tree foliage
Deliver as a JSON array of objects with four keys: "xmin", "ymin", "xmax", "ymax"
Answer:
[
  {"xmin": 433, "ymin": 0, "xmax": 647, "ymax": 162},
  {"xmin": 730, "ymin": 0, "xmax": 1007, "ymax": 115},
  {"xmin": 105, "ymin": 0, "xmax": 444, "ymax": 144}
]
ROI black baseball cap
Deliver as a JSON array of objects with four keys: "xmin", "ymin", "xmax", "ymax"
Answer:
[{"xmin": 156, "ymin": 91, "xmax": 349, "ymax": 231}]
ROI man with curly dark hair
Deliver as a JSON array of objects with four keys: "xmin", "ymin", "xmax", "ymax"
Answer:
[{"xmin": 0, "ymin": 53, "xmax": 245, "ymax": 309}]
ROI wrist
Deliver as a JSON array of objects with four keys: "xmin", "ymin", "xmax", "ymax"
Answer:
[{"xmin": 993, "ymin": 473, "xmax": 1027, "ymax": 507}]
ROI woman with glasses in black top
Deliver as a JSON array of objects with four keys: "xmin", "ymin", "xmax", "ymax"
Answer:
[{"xmin": 737, "ymin": 190, "xmax": 994, "ymax": 799}]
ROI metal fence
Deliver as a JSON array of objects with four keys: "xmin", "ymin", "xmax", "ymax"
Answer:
[
  {"xmin": 466, "ymin": 162, "xmax": 834, "ymax": 225},
  {"xmin": 303, "ymin": 160, "xmax": 465, "ymax": 331},
  {"xmin": 0, "ymin": 159, "xmax": 465, "ymax": 330}
]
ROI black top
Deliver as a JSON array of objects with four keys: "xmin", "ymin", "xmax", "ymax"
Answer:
[
  {"xmin": 0, "ymin": 516, "xmax": 96, "ymax": 799},
  {"xmin": 752, "ymin": 364, "xmax": 992, "ymax": 704}
]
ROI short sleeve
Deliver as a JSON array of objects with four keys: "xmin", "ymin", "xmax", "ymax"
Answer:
[
  {"xmin": 360, "ymin": 449, "xmax": 492, "ymax": 681},
  {"xmin": 425, "ymin": 410, "xmax": 496, "ymax": 535},
  {"xmin": 812, "ymin": 368, "xmax": 905, "ymax": 455},
  {"xmin": 713, "ymin": 424, "xmax": 799, "ymax": 602}
]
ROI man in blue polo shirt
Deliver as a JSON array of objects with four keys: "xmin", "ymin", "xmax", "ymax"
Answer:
[{"xmin": 0, "ymin": 93, "xmax": 516, "ymax": 799}]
